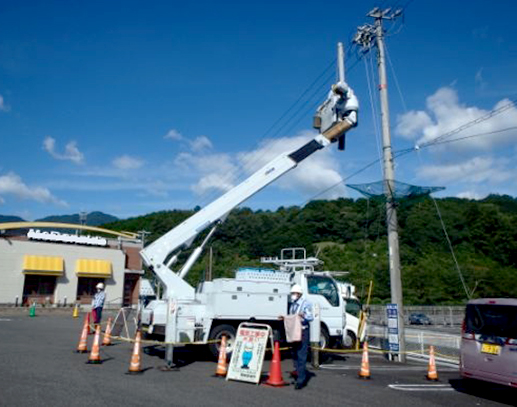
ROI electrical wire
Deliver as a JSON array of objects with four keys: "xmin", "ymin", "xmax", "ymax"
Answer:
[
  {"xmin": 365, "ymin": 51, "xmax": 385, "ymax": 178},
  {"xmin": 418, "ymin": 98, "xmax": 517, "ymax": 148}
]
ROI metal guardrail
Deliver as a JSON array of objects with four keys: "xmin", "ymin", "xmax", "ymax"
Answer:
[
  {"xmin": 367, "ymin": 324, "xmax": 460, "ymax": 364},
  {"xmin": 368, "ymin": 305, "xmax": 466, "ymax": 326}
]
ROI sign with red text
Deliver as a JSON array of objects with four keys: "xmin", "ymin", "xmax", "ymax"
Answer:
[{"xmin": 226, "ymin": 325, "xmax": 270, "ymax": 384}]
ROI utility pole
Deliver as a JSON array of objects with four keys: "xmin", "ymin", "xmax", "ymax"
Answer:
[{"xmin": 354, "ymin": 7, "xmax": 406, "ymax": 362}]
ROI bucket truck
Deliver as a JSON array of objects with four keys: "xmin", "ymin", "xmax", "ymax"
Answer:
[{"xmin": 139, "ymin": 43, "xmax": 359, "ymax": 359}]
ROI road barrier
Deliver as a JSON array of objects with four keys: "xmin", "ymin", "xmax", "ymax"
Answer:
[{"xmin": 367, "ymin": 324, "xmax": 460, "ymax": 364}]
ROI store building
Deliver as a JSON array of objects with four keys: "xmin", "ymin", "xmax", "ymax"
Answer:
[{"xmin": 0, "ymin": 229, "xmax": 144, "ymax": 307}]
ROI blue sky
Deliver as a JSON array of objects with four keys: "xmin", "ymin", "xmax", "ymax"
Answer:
[{"xmin": 1, "ymin": 0, "xmax": 517, "ymax": 220}]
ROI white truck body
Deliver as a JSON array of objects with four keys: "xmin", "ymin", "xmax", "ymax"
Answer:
[{"xmin": 141, "ymin": 266, "xmax": 346, "ymax": 351}]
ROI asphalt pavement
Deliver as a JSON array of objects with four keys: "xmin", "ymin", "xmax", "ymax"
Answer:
[{"xmin": 0, "ymin": 312, "xmax": 515, "ymax": 407}]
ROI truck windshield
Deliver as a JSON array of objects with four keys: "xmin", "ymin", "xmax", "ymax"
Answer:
[
  {"xmin": 307, "ymin": 276, "xmax": 339, "ymax": 307},
  {"xmin": 345, "ymin": 299, "xmax": 361, "ymax": 317},
  {"xmin": 465, "ymin": 304, "xmax": 517, "ymax": 338}
]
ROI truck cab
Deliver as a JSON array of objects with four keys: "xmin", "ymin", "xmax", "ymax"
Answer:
[{"xmin": 262, "ymin": 248, "xmax": 346, "ymax": 348}]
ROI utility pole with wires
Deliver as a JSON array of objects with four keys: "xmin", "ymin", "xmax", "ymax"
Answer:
[{"xmin": 353, "ymin": 7, "xmax": 406, "ymax": 362}]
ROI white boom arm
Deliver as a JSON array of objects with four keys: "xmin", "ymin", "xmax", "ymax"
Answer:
[{"xmin": 141, "ymin": 47, "xmax": 358, "ymax": 300}]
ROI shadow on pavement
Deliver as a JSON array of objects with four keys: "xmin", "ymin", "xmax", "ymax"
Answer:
[{"xmin": 449, "ymin": 378, "xmax": 517, "ymax": 405}]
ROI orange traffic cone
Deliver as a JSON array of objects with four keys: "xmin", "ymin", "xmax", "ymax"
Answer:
[
  {"xmin": 76, "ymin": 315, "xmax": 89, "ymax": 353},
  {"xmin": 264, "ymin": 341, "xmax": 288, "ymax": 387},
  {"xmin": 358, "ymin": 341, "xmax": 371, "ymax": 379},
  {"xmin": 87, "ymin": 325, "xmax": 102, "ymax": 364},
  {"xmin": 102, "ymin": 317, "xmax": 113, "ymax": 346},
  {"xmin": 214, "ymin": 335, "xmax": 228, "ymax": 377},
  {"xmin": 127, "ymin": 331, "xmax": 143, "ymax": 374},
  {"xmin": 426, "ymin": 345, "xmax": 439, "ymax": 381},
  {"xmin": 86, "ymin": 311, "xmax": 92, "ymax": 335}
]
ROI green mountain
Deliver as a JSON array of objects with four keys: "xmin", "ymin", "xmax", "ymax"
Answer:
[
  {"xmin": 102, "ymin": 194, "xmax": 517, "ymax": 305},
  {"xmin": 36, "ymin": 211, "xmax": 118, "ymax": 226},
  {"xmin": 0, "ymin": 215, "xmax": 25, "ymax": 223}
]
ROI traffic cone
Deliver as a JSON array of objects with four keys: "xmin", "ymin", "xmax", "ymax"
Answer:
[
  {"xmin": 127, "ymin": 331, "xmax": 143, "ymax": 374},
  {"xmin": 214, "ymin": 335, "xmax": 228, "ymax": 377},
  {"xmin": 102, "ymin": 317, "xmax": 113, "ymax": 346},
  {"xmin": 87, "ymin": 325, "xmax": 102, "ymax": 364},
  {"xmin": 86, "ymin": 311, "xmax": 92, "ymax": 335},
  {"xmin": 264, "ymin": 341, "xmax": 288, "ymax": 387},
  {"xmin": 426, "ymin": 346, "xmax": 439, "ymax": 381},
  {"xmin": 72, "ymin": 304, "xmax": 79, "ymax": 318},
  {"xmin": 358, "ymin": 341, "xmax": 371, "ymax": 379},
  {"xmin": 76, "ymin": 315, "xmax": 89, "ymax": 353}
]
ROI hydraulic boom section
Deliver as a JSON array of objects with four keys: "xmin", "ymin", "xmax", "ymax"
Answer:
[{"xmin": 140, "ymin": 42, "xmax": 359, "ymax": 299}]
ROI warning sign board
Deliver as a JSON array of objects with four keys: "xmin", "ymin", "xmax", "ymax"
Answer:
[{"xmin": 226, "ymin": 324, "xmax": 271, "ymax": 384}]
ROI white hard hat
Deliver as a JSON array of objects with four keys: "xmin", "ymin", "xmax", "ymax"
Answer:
[
  {"xmin": 96, "ymin": 282, "xmax": 104, "ymax": 290},
  {"xmin": 290, "ymin": 284, "xmax": 303, "ymax": 294}
]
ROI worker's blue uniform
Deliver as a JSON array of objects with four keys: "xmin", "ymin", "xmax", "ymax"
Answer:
[{"xmin": 289, "ymin": 297, "xmax": 314, "ymax": 388}]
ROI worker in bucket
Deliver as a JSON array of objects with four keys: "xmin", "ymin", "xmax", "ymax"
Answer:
[
  {"xmin": 288, "ymin": 284, "xmax": 313, "ymax": 390},
  {"xmin": 91, "ymin": 282, "xmax": 106, "ymax": 326}
]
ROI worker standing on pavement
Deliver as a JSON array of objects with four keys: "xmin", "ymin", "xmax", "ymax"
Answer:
[
  {"xmin": 91, "ymin": 282, "xmax": 106, "ymax": 326},
  {"xmin": 289, "ymin": 284, "xmax": 313, "ymax": 390}
]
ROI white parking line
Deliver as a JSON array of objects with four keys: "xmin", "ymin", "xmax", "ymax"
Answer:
[
  {"xmin": 0, "ymin": 318, "xmax": 12, "ymax": 321},
  {"xmin": 388, "ymin": 384, "xmax": 454, "ymax": 391},
  {"xmin": 319, "ymin": 365, "xmax": 458, "ymax": 372}
]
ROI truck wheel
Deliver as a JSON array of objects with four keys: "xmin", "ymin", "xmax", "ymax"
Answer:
[
  {"xmin": 343, "ymin": 330, "xmax": 357, "ymax": 349},
  {"xmin": 209, "ymin": 324, "xmax": 236, "ymax": 360},
  {"xmin": 319, "ymin": 325, "xmax": 330, "ymax": 350}
]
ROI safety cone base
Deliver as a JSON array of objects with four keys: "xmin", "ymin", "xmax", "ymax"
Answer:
[
  {"xmin": 358, "ymin": 374, "xmax": 371, "ymax": 380},
  {"xmin": 75, "ymin": 349, "xmax": 88, "ymax": 354},
  {"xmin": 426, "ymin": 375, "xmax": 439, "ymax": 381},
  {"xmin": 160, "ymin": 365, "xmax": 180, "ymax": 372},
  {"xmin": 262, "ymin": 340, "xmax": 288, "ymax": 387},
  {"xmin": 263, "ymin": 378, "xmax": 289, "ymax": 387},
  {"xmin": 126, "ymin": 370, "xmax": 144, "ymax": 375},
  {"xmin": 86, "ymin": 360, "xmax": 102, "ymax": 364}
]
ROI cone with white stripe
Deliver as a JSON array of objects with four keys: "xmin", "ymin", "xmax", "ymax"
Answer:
[
  {"xmin": 87, "ymin": 325, "xmax": 102, "ymax": 364},
  {"xmin": 102, "ymin": 317, "xmax": 113, "ymax": 346},
  {"xmin": 426, "ymin": 345, "xmax": 438, "ymax": 381},
  {"xmin": 127, "ymin": 331, "xmax": 143, "ymax": 374},
  {"xmin": 214, "ymin": 335, "xmax": 228, "ymax": 377},
  {"xmin": 358, "ymin": 341, "xmax": 370, "ymax": 379},
  {"xmin": 76, "ymin": 315, "xmax": 89, "ymax": 353}
]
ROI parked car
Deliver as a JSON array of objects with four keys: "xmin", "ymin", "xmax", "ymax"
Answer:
[
  {"xmin": 460, "ymin": 298, "xmax": 517, "ymax": 388},
  {"xmin": 409, "ymin": 313, "xmax": 432, "ymax": 325}
]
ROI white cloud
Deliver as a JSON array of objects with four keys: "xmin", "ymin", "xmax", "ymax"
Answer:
[
  {"xmin": 174, "ymin": 151, "xmax": 238, "ymax": 195},
  {"xmin": 456, "ymin": 191, "xmax": 485, "ymax": 200},
  {"xmin": 0, "ymin": 94, "xmax": 10, "ymax": 112},
  {"xmin": 0, "ymin": 172, "xmax": 67, "ymax": 207},
  {"xmin": 173, "ymin": 131, "xmax": 346, "ymax": 199},
  {"xmin": 417, "ymin": 156, "xmax": 512, "ymax": 185},
  {"xmin": 475, "ymin": 67, "xmax": 487, "ymax": 91},
  {"xmin": 164, "ymin": 129, "xmax": 183, "ymax": 141},
  {"xmin": 43, "ymin": 136, "xmax": 84, "ymax": 164},
  {"xmin": 190, "ymin": 135, "xmax": 213, "ymax": 152},
  {"xmin": 238, "ymin": 131, "xmax": 345, "ymax": 198},
  {"xmin": 396, "ymin": 111, "xmax": 433, "ymax": 139},
  {"xmin": 112, "ymin": 155, "xmax": 144, "ymax": 170},
  {"xmin": 395, "ymin": 87, "xmax": 517, "ymax": 150}
]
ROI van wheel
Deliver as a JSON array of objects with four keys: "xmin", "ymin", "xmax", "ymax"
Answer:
[
  {"xmin": 343, "ymin": 331, "xmax": 357, "ymax": 349},
  {"xmin": 208, "ymin": 324, "xmax": 236, "ymax": 360}
]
